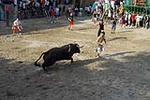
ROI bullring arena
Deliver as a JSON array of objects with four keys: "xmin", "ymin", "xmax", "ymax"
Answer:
[{"xmin": 0, "ymin": 17, "xmax": 150, "ymax": 100}]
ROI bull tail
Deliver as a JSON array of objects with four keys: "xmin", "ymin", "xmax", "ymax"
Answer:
[{"xmin": 34, "ymin": 53, "xmax": 45, "ymax": 67}]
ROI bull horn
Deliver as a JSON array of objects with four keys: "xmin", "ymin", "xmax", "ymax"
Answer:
[
  {"xmin": 75, "ymin": 44, "xmax": 84, "ymax": 48},
  {"xmin": 79, "ymin": 45, "xmax": 84, "ymax": 48}
]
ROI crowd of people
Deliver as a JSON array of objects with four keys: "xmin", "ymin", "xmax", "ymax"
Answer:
[
  {"xmin": 90, "ymin": 0, "xmax": 150, "ymax": 57},
  {"xmin": 17, "ymin": 0, "xmax": 64, "ymax": 19},
  {"xmin": 91, "ymin": 0, "xmax": 150, "ymax": 30}
]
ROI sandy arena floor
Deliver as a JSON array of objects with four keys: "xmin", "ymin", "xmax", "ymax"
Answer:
[{"xmin": 0, "ymin": 17, "xmax": 150, "ymax": 100}]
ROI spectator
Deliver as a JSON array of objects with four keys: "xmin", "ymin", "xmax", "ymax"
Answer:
[
  {"xmin": 119, "ymin": 4, "xmax": 124, "ymax": 17},
  {"xmin": 45, "ymin": 0, "xmax": 50, "ymax": 17},
  {"xmin": 74, "ymin": 6, "xmax": 79, "ymax": 17},
  {"xmin": 50, "ymin": 8, "xmax": 56, "ymax": 23},
  {"xmin": 68, "ymin": 12, "xmax": 74, "ymax": 30},
  {"xmin": 12, "ymin": 18, "xmax": 23, "ymax": 35},
  {"xmin": 55, "ymin": 6, "xmax": 59, "ymax": 19},
  {"xmin": 127, "ymin": 12, "xmax": 132, "ymax": 27},
  {"xmin": 145, "ymin": 15, "xmax": 149, "ymax": 29},
  {"xmin": 131, "ymin": 11, "xmax": 136, "ymax": 28},
  {"xmin": 111, "ymin": 17, "xmax": 117, "ymax": 34},
  {"xmin": 135, "ymin": 14, "xmax": 140, "ymax": 28}
]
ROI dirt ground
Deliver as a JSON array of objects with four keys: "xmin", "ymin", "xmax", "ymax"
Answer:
[{"xmin": 0, "ymin": 17, "xmax": 150, "ymax": 100}]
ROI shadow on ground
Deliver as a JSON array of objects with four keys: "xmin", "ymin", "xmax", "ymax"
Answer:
[
  {"xmin": 0, "ymin": 51, "xmax": 150, "ymax": 100},
  {"xmin": 117, "ymin": 29, "xmax": 134, "ymax": 34},
  {"xmin": 108, "ymin": 36, "xmax": 127, "ymax": 42}
]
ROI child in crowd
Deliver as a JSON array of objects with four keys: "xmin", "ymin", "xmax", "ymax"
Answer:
[
  {"xmin": 12, "ymin": 18, "xmax": 23, "ymax": 35},
  {"xmin": 96, "ymin": 30, "xmax": 107, "ymax": 57}
]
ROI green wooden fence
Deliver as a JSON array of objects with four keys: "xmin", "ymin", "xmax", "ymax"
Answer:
[
  {"xmin": 125, "ymin": 0, "xmax": 150, "ymax": 14},
  {"xmin": 125, "ymin": 0, "xmax": 150, "ymax": 6},
  {"xmin": 125, "ymin": 5, "xmax": 149, "ymax": 14}
]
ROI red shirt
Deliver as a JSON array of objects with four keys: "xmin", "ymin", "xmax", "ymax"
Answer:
[
  {"xmin": 50, "ymin": 10, "xmax": 55, "ymax": 16},
  {"xmin": 131, "ymin": 14, "xmax": 136, "ymax": 21}
]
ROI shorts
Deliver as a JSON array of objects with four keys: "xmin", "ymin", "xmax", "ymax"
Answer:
[
  {"xmin": 132, "ymin": 20, "xmax": 136, "ymax": 26},
  {"xmin": 97, "ymin": 45, "xmax": 104, "ymax": 53},
  {"xmin": 12, "ymin": 26, "xmax": 18, "ymax": 30},
  {"xmin": 97, "ymin": 29, "xmax": 104, "ymax": 37},
  {"xmin": 69, "ymin": 20, "xmax": 73, "ymax": 25}
]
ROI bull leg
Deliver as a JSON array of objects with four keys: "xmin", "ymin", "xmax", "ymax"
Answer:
[
  {"xmin": 42, "ymin": 66, "xmax": 46, "ymax": 72},
  {"xmin": 70, "ymin": 58, "xmax": 73, "ymax": 63},
  {"xmin": 42, "ymin": 60, "xmax": 56, "ymax": 72},
  {"xmin": 42, "ymin": 63, "xmax": 48, "ymax": 72},
  {"xmin": 65, "ymin": 57, "xmax": 73, "ymax": 63}
]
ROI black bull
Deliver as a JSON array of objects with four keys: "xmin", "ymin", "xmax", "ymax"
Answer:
[{"xmin": 34, "ymin": 43, "xmax": 83, "ymax": 71}]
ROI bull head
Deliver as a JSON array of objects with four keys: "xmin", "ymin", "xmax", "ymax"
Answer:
[
  {"xmin": 68, "ymin": 43, "xmax": 84, "ymax": 53},
  {"xmin": 73, "ymin": 44, "xmax": 80, "ymax": 53}
]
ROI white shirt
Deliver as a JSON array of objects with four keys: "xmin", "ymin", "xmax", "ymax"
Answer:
[
  {"xmin": 108, "ymin": 9, "xmax": 111, "ymax": 17},
  {"xmin": 111, "ymin": 0, "xmax": 115, "ymax": 9},
  {"xmin": 45, "ymin": 0, "xmax": 49, "ymax": 5},
  {"xmin": 13, "ymin": 19, "xmax": 21, "ymax": 26},
  {"xmin": 55, "ymin": 7, "xmax": 59, "ymax": 14},
  {"xmin": 128, "ymin": 14, "xmax": 131, "ymax": 19},
  {"xmin": 136, "ymin": 15, "xmax": 140, "ymax": 22},
  {"xmin": 14, "ymin": 0, "xmax": 18, "ymax": 5},
  {"xmin": 138, "ymin": 15, "xmax": 143, "ymax": 21},
  {"xmin": 105, "ymin": 0, "xmax": 109, "ymax": 4}
]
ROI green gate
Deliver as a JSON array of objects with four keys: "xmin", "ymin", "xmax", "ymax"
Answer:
[{"xmin": 125, "ymin": 0, "xmax": 150, "ymax": 14}]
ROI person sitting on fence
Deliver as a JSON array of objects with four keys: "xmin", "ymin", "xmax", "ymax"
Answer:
[{"xmin": 12, "ymin": 18, "xmax": 23, "ymax": 35}]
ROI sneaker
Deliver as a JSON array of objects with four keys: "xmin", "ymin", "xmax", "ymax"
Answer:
[{"xmin": 97, "ymin": 53, "xmax": 100, "ymax": 58}]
